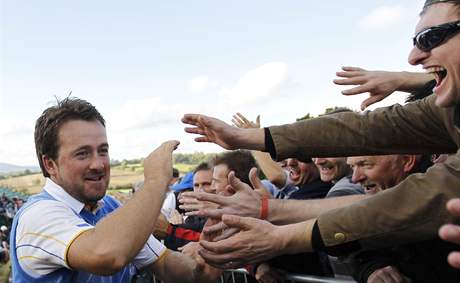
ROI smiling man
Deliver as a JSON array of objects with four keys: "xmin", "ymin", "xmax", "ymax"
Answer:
[
  {"xmin": 180, "ymin": 0, "xmax": 460, "ymax": 273},
  {"xmin": 10, "ymin": 98, "xmax": 217, "ymax": 283}
]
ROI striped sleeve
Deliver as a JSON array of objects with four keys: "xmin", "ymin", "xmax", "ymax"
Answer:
[{"xmin": 16, "ymin": 200, "xmax": 93, "ymax": 277}]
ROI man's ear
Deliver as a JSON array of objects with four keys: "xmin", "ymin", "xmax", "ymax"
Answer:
[
  {"xmin": 402, "ymin": 155, "xmax": 417, "ymax": 173},
  {"xmin": 42, "ymin": 155, "xmax": 57, "ymax": 176}
]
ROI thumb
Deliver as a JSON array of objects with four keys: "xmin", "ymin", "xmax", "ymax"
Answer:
[
  {"xmin": 228, "ymin": 171, "xmax": 253, "ymax": 194},
  {"xmin": 221, "ymin": 214, "xmax": 254, "ymax": 231},
  {"xmin": 249, "ymin": 167, "xmax": 268, "ymax": 195},
  {"xmin": 163, "ymin": 140, "xmax": 180, "ymax": 151}
]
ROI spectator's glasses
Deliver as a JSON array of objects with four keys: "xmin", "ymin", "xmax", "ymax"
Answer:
[{"xmin": 413, "ymin": 20, "xmax": 460, "ymax": 52}]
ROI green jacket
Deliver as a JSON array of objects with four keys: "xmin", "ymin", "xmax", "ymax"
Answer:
[{"xmin": 269, "ymin": 94, "xmax": 460, "ymax": 250}]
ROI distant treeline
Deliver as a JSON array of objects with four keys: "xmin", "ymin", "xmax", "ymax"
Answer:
[
  {"xmin": 110, "ymin": 152, "xmax": 216, "ymax": 167},
  {"xmin": 0, "ymin": 169, "xmax": 40, "ymax": 179}
]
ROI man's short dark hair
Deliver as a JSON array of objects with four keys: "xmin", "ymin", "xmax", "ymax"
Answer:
[
  {"xmin": 211, "ymin": 150, "xmax": 259, "ymax": 188},
  {"xmin": 34, "ymin": 97, "xmax": 105, "ymax": 177},
  {"xmin": 172, "ymin": 168, "xmax": 180, "ymax": 178},
  {"xmin": 193, "ymin": 162, "xmax": 211, "ymax": 174}
]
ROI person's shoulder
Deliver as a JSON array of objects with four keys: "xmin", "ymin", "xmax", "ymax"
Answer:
[{"xmin": 20, "ymin": 198, "xmax": 71, "ymax": 219}]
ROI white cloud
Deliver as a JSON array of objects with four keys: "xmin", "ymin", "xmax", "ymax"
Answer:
[
  {"xmin": 0, "ymin": 119, "xmax": 37, "ymax": 166},
  {"xmin": 187, "ymin": 76, "xmax": 220, "ymax": 94},
  {"xmin": 358, "ymin": 5, "xmax": 404, "ymax": 31},
  {"xmin": 107, "ymin": 96, "xmax": 186, "ymax": 131},
  {"xmin": 218, "ymin": 62, "xmax": 289, "ymax": 105}
]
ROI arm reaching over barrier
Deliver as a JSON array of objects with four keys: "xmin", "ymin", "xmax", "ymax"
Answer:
[
  {"xmin": 334, "ymin": 66, "xmax": 434, "ymax": 110},
  {"xmin": 182, "ymin": 114, "xmax": 266, "ymax": 151}
]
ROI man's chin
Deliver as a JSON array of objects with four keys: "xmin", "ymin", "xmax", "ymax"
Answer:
[{"xmin": 434, "ymin": 89, "xmax": 457, "ymax": 108}]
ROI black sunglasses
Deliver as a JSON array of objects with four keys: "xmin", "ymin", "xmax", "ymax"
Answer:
[{"xmin": 413, "ymin": 20, "xmax": 460, "ymax": 52}]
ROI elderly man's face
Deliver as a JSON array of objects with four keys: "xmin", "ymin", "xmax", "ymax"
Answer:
[
  {"xmin": 408, "ymin": 3, "xmax": 460, "ymax": 107},
  {"xmin": 313, "ymin": 157, "xmax": 349, "ymax": 183},
  {"xmin": 347, "ymin": 155, "xmax": 409, "ymax": 194}
]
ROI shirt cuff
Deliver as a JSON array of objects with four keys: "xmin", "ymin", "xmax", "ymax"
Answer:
[
  {"xmin": 311, "ymin": 220, "xmax": 362, "ymax": 256},
  {"xmin": 264, "ymin": 127, "xmax": 277, "ymax": 159}
]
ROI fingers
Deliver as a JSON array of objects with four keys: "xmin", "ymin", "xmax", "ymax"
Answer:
[
  {"xmin": 221, "ymin": 214, "xmax": 256, "ymax": 231},
  {"xmin": 334, "ymin": 71, "xmax": 364, "ymax": 80},
  {"xmin": 236, "ymin": 112, "xmax": 251, "ymax": 124},
  {"xmin": 341, "ymin": 66, "xmax": 366, "ymax": 72},
  {"xmin": 361, "ymin": 95, "xmax": 385, "ymax": 110},
  {"xmin": 232, "ymin": 112, "xmax": 259, "ymax": 129},
  {"xmin": 161, "ymin": 140, "xmax": 180, "ymax": 151},
  {"xmin": 181, "ymin": 114, "xmax": 201, "ymax": 125},
  {"xmin": 213, "ymin": 227, "xmax": 240, "ymax": 241},
  {"xmin": 180, "ymin": 191, "xmax": 226, "ymax": 205},
  {"xmin": 447, "ymin": 251, "xmax": 460, "ymax": 269},
  {"xmin": 232, "ymin": 114, "xmax": 244, "ymax": 128},
  {"xmin": 228, "ymin": 171, "xmax": 255, "ymax": 194},
  {"xmin": 447, "ymin": 198, "xmax": 460, "ymax": 217},
  {"xmin": 439, "ymin": 224, "xmax": 460, "ymax": 245},
  {"xmin": 248, "ymin": 167, "xmax": 267, "ymax": 193},
  {"xmin": 340, "ymin": 83, "xmax": 371, "ymax": 95},
  {"xmin": 184, "ymin": 127, "xmax": 205, "ymax": 135},
  {"xmin": 203, "ymin": 221, "xmax": 227, "ymax": 235},
  {"xmin": 198, "ymin": 250, "xmax": 245, "ymax": 269}
]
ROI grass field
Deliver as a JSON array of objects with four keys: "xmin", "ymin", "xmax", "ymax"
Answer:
[{"xmin": 0, "ymin": 163, "xmax": 198, "ymax": 195}]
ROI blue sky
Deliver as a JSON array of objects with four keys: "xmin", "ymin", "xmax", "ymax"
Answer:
[{"xmin": 1, "ymin": 0, "xmax": 426, "ymax": 166}]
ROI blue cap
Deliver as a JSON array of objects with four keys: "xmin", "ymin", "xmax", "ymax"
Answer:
[{"xmin": 170, "ymin": 172, "xmax": 194, "ymax": 192}]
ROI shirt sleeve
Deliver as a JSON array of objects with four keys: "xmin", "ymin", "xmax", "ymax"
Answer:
[
  {"xmin": 15, "ymin": 200, "xmax": 93, "ymax": 277},
  {"xmin": 268, "ymin": 95, "xmax": 457, "ymax": 161},
  {"xmin": 132, "ymin": 235, "xmax": 167, "ymax": 269}
]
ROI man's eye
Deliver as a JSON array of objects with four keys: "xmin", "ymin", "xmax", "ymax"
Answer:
[
  {"xmin": 100, "ymin": 148, "xmax": 109, "ymax": 155},
  {"xmin": 76, "ymin": 151, "xmax": 88, "ymax": 158}
]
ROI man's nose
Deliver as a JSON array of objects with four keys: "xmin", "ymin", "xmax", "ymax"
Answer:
[
  {"xmin": 408, "ymin": 45, "xmax": 430, "ymax": 66},
  {"xmin": 89, "ymin": 155, "xmax": 105, "ymax": 170},
  {"xmin": 351, "ymin": 168, "xmax": 365, "ymax": 184},
  {"xmin": 314, "ymin": 158, "xmax": 325, "ymax": 165}
]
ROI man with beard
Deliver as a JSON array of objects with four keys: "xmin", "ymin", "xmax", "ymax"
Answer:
[{"xmin": 11, "ymin": 98, "xmax": 218, "ymax": 283}]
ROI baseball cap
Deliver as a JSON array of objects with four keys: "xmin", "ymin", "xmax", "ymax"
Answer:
[{"xmin": 170, "ymin": 172, "xmax": 194, "ymax": 192}]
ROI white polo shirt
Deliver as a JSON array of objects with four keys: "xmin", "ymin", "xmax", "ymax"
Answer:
[{"xmin": 16, "ymin": 178, "xmax": 166, "ymax": 278}]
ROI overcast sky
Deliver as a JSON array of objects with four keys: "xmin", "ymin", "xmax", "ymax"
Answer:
[{"xmin": 1, "ymin": 0, "xmax": 426, "ymax": 166}]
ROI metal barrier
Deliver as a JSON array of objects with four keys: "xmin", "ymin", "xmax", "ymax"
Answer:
[{"xmin": 151, "ymin": 268, "xmax": 356, "ymax": 283}]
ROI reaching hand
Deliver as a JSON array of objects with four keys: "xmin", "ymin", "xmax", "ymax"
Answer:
[
  {"xmin": 232, "ymin": 113, "xmax": 261, "ymax": 129},
  {"xmin": 199, "ymin": 215, "xmax": 283, "ymax": 269},
  {"xmin": 334, "ymin": 66, "xmax": 407, "ymax": 110},
  {"xmin": 179, "ymin": 168, "xmax": 265, "ymax": 219},
  {"xmin": 143, "ymin": 140, "xmax": 180, "ymax": 189},
  {"xmin": 368, "ymin": 266, "xmax": 411, "ymax": 283},
  {"xmin": 152, "ymin": 213, "xmax": 170, "ymax": 239},
  {"xmin": 255, "ymin": 263, "xmax": 286, "ymax": 283},
  {"xmin": 182, "ymin": 114, "xmax": 240, "ymax": 149},
  {"xmin": 439, "ymin": 198, "xmax": 460, "ymax": 269}
]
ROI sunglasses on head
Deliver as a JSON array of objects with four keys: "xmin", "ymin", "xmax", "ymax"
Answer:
[{"xmin": 413, "ymin": 20, "xmax": 460, "ymax": 52}]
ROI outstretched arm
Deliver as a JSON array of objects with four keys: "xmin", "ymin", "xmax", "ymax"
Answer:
[
  {"xmin": 334, "ymin": 66, "xmax": 434, "ymax": 110},
  {"xmin": 67, "ymin": 141, "xmax": 179, "ymax": 275},
  {"xmin": 198, "ymin": 215, "xmax": 316, "ymax": 269},
  {"xmin": 182, "ymin": 114, "xmax": 265, "ymax": 151},
  {"xmin": 180, "ymin": 168, "xmax": 367, "ymax": 225},
  {"xmin": 232, "ymin": 113, "xmax": 287, "ymax": 188}
]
